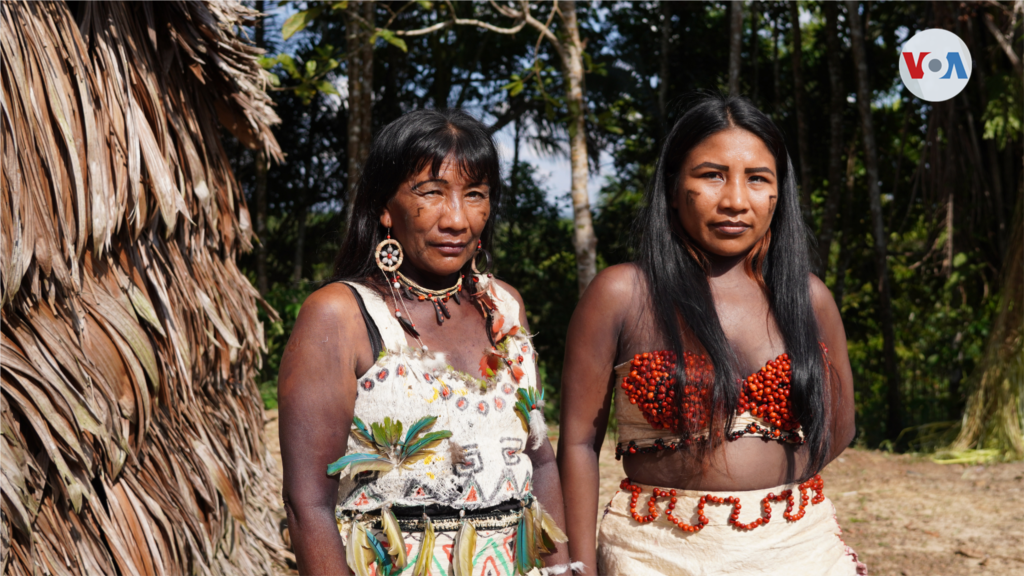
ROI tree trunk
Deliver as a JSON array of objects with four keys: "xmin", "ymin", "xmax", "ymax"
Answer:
[
  {"xmin": 346, "ymin": 0, "xmax": 374, "ymax": 220},
  {"xmin": 293, "ymin": 201, "xmax": 307, "ymax": 284},
  {"xmin": 751, "ymin": 2, "xmax": 760, "ymax": 102},
  {"xmin": 254, "ymin": 0, "xmax": 269, "ymax": 295},
  {"xmin": 557, "ymin": 0, "xmax": 598, "ymax": 295},
  {"xmin": 787, "ymin": 1, "xmax": 812, "ymax": 220},
  {"xmin": 817, "ymin": 1, "xmax": 844, "ymax": 278},
  {"xmin": 658, "ymin": 0, "xmax": 671, "ymax": 123},
  {"xmin": 948, "ymin": 192, "xmax": 1024, "ymax": 459},
  {"xmin": 847, "ymin": 0, "xmax": 903, "ymax": 441},
  {"xmin": 833, "ymin": 141, "xmax": 859, "ymax": 310},
  {"xmin": 772, "ymin": 15, "xmax": 780, "ymax": 116},
  {"xmin": 728, "ymin": 0, "xmax": 744, "ymax": 95}
]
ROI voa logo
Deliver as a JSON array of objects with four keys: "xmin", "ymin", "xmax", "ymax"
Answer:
[{"xmin": 899, "ymin": 28, "xmax": 972, "ymax": 102}]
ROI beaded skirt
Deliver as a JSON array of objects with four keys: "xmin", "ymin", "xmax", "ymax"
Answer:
[{"xmin": 597, "ymin": 477, "xmax": 868, "ymax": 576}]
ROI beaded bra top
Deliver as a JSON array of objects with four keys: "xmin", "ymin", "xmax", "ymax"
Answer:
[
  {"xmin": 335, "ymin": 280, "xmax": 541, "ymax": 512},
  {"xmin": 613, "ymin": 350, "xmax": 806, "ymax": 459}
]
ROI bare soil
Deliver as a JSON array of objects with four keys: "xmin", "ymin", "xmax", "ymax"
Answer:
[{"xmin": 264, "ymin": 410, "xmax": 1024, "ymax": 575}]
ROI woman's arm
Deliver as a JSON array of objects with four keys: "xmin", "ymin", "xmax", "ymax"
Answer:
[
  {"xmin": 498, "ymin": 281, "xmax": 571, "ymax": 567},
  {"xmin": 809, "ymin": 275, "xmax": 856, "ymax": 463},
  {"xmin": 556, "ymin": 266, "xmax": 635, "ymax": 573},
  {"xmin": 279, "ymin": 284, "xmax": 370, "ymax": 575}
]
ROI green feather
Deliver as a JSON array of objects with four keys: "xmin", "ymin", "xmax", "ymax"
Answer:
[
  {"xmin": 404, "ymin": 430, "xmax": 453, "ymax": 457},
  {"xmin": 402, "ymin": 416, "xmax": 438, "ymax": 446},
  {"xmin": 327, "ymin": 453, "xmax": 390, "ymax": 476}
]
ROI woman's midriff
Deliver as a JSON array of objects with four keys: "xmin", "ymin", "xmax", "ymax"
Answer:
[{"xmin": 621, "ymin": 436, "xmax": 812, "ymax": 491}]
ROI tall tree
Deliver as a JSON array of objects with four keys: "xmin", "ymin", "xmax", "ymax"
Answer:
[
  {"xmin": 255, "ymin": 0, "xmax": 270, "ymax": 295},
  {"xmin": 389, "ymin": 1, "xmax": 599, "ymax": 294},
  {"xmin": 846, "ymin": 0, "xmax": 902, "ymax": 440},
  {"xmin": 816, "ymin": 1, "xmax": 845, "ymax": 276},
  {"xmin": 787, "ymin": 1, "xmax": 812, "ymax": 219},
  {"xmin": 728, "ymin": 0, "xmax": 743, "ymax": 95},
  {"xmin": 658, "ymin": 0, "xmax": 671, "ymax": 122},
  {"xmin": 346, "ymin": 0, "xmax": 375, "ymax": 220}
]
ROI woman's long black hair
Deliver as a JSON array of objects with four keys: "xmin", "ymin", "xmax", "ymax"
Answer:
[
  {"xmin": 331, "ymin": 109, "xmax": 503, "ymax": 282},
  {"xmin": 634, "ymin": 94, "xmax": 830, "ymax": 475}
]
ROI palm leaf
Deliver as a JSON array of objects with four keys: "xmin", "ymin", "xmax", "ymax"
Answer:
[{"xmin": 0, "ymin": 1, "xmax": 289, "ymax": 575}]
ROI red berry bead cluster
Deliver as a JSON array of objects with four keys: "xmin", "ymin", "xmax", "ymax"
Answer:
[
  {"xmin": 618, "ymin": 474, "xmax": 826, "ymax": 533},
  {"xmin": 737, "ymin": 353, "xmax": 799, "ymax": 431},
  {"xmin": 621, "ymin": 351, "xmax": 711, "ymax": 431}
]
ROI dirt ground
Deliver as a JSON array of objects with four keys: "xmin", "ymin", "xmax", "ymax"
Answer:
[{"xmin": 264, "ymin": 410, "xmax": 1024, "ymax": 575}]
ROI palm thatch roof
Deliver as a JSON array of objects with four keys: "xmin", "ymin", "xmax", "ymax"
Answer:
[{"xmin": 1, "ymin": 1, "xmax": 291, "ymax": 574}]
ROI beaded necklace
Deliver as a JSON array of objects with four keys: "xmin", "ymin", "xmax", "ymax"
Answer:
[{"xmin": 396, "ymin": 271, "xmax": 463, "ymax": 325}]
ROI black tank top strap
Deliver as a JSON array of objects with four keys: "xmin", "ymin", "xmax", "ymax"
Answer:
[{"xmin": 344, "ymin": 283, "xmax": 383, "ymax": 359}]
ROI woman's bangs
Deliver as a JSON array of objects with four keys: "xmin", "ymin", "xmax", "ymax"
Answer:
[{"xmin": 409, "ymin": 129, "xmax": 497, "ymax": 187}]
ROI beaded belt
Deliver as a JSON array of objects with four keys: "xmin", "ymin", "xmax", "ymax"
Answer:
[
  {"xmin": 337, "ymin": 501, "xmax": 524, "ymax": 532},
  {"xmin": 619, "ymin": 474, "xmax": 825, "ymax": 532}
]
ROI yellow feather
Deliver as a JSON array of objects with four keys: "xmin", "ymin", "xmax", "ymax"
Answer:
[
  {"xmin": 452, "ymin": 520, "xmax": 478, "ymax": 576},
  {"xmin": 381, "ymin": 506, "xmax": 409, "ymax": 568},
  {"xmin": 539, "ymin": 505, "xmax": 568, "ymax": 543},
  {"xmin": 411, "ymin": 517, "xmax": 436, "ymax": 576},
  {"xmin": 347, "ymin": 522, "xmax": 374, "ymax": 576}
]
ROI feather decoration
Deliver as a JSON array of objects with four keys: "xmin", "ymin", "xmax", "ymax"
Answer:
[
  {"xmin": 347, "ymin": 522, "xmax": 375, "ymax": 576},
  {"xmin": 380, "ymin": 506, "xmax": 408, "ymax": 568},
  {"xmin": 514, "ymin": 507, "xmax": 536, "ymax": 574},
  {"xmin": 515, "ymin": 387, "xmax": 548, "ymax": 448},
  {"xmin": 364, "ymin": 528, "xmax": 394, "ymax": 576},
  {"xmin": 411, "ymin": 516, "xmax": 436, "ymax": 576},
  {"xmin": 452, "ymin": 520, "xmax": 478, "ymax": 576},
  {"xmin": 329, "ymin": 416, "xmax": 452, "ymax": 476},
  {"xmin": 448, "ymin": 441, "xmax": 466, "ymax": 466},
  {"xmin": 401, "ymin": 415, "xmax": 437, "ymax": 446},
  {"xmin": 528, "ymin": 408, "xmax": 549, "ymax": 450},
  {"xmin": 531, "ymin": 500, "xmax": 553, "ymax": 556},
  {"xmin": 351, "ymin": 416, "xmax": 375, "ymax": 446},
  {"xmin": 327, "ymin": 453, "xmax": 394, "ymax": 477}
]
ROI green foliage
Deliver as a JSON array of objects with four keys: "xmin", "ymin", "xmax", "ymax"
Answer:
[
  {"xmin": 234, "ymin": 1, "xmax": 1022, "ymax": 456},
  {"xmin": 254, "ymin": 282, "xmax": 314, "ymax": 409}
]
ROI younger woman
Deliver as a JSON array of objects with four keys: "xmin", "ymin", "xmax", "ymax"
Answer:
[{"xmin": 557, "ymin": 95, "xmax": 867, "ymax": 575}]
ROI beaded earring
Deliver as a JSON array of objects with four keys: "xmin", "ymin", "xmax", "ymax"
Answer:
[{"xmin": 376, "ymin": 230, "xmax": 426, "ymax": 347}]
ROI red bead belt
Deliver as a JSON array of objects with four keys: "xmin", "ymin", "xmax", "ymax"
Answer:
[{"xmin": 619, "ymin": 474, "xmax": 825, "ymax": 532}]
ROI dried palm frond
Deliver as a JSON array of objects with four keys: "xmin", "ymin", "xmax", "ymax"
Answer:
[{"xmin": 1, "ymin": 1, "xmax": 289, "ymax": 575}]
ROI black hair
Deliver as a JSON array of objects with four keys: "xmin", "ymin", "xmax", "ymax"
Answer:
[
  {"xmin": 634, "ymin": 93, "xmax": 830, "ymax": 475},
  {"xmin": 332, "ymin": 109, "xmax": 503, "ymax": 281}
]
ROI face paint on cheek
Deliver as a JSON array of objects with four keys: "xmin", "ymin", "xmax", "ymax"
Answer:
[
  {"xmin": 685, "ymin": 189, "xmax": 700, "ymax": 206},
  {"xmin": 768, "ymin": 195, "xmax": 778, "ymax": 216}
]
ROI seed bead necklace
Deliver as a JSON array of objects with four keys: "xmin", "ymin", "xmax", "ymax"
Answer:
[{"xmin": 396, "ymin": 271, "xmax": 464, "ymax": 325}]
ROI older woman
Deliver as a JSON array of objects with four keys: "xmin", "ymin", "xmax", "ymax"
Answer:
[
  {"xmin": 279, "ymin": 110, "xmax": 572, "ymax": 576},
  {"xmin": 557, "ymin": 95, "xmax": 867, "ymax": 575}
]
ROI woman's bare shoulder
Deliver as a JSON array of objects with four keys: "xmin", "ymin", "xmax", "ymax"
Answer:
[{"xmin": 582, "ymin": 263, "xmax": 645, "ymax": 306}]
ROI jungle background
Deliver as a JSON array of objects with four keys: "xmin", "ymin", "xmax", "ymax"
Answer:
[{"xmin": 228, "ymin": 0, "xmax": 1023, "ymax": 457}]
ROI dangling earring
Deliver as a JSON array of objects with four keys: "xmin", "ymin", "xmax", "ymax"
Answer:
[
  {"xmin": 375, "ymin": 233, "xmax": 404, "ymax": 273},
  {"xmin": 471, "ymin": 239, "xmax": 492, "ymax": 275},
  {"xmin": 376, "ymin": 231, "xmax": 425, "ymax": 344}
]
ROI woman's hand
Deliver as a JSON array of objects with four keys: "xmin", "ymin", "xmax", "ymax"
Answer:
[
  {"xmin": 279, "ymin": 284, "xmax": 372, "ymax": 576},
  {"xmin": 556, "ymin": 265, "xmax": 636, "ymax": 573}
]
